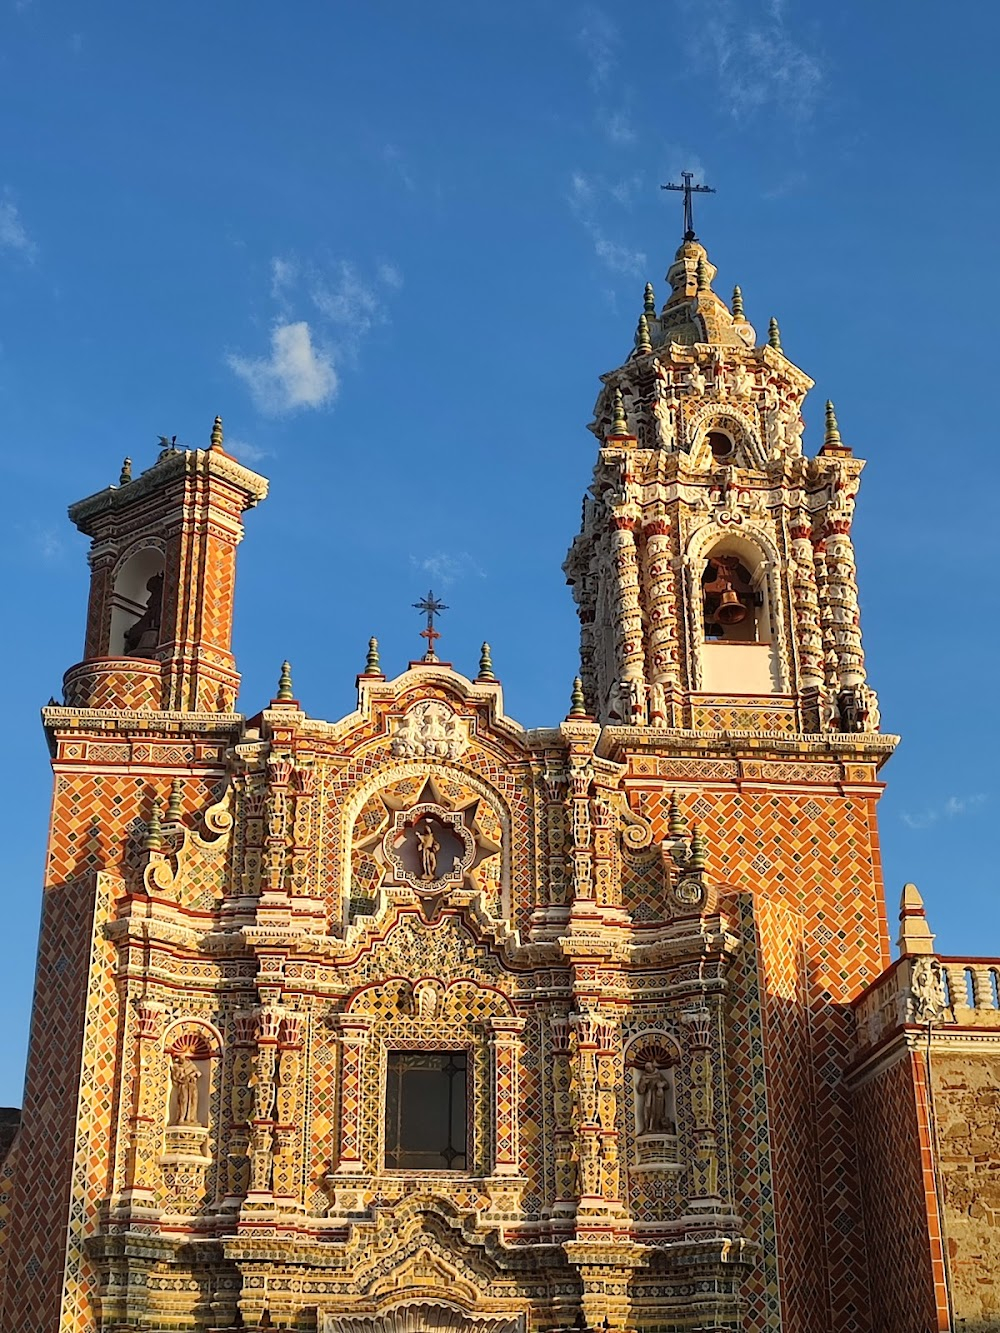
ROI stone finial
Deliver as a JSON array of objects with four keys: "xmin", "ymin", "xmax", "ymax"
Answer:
[
  {"xmin": 667, "ymin": 790, "xmax": 686, "ymax": 840},
  {"xmin": 634, "ymin": 314, "xmax": 652, "ymax": 354},
  {"xmin": 688, "ymin": 823, "xmax": 707, "ymax": 871},
  {"xmin": 477, "ymin": 641, "xmax": 496, "ymax": 682},
  {"xmin": 119, "ymin": 457, "xmax": 132, "ymax": 485},
  {"xmin": 897, "ymin": 882, "xmax": 936, "ymax": 957},
  {"xmin": 144, "ymin": 794, "xmax": 164, "ymax": 852},
  {"xmin": 210, "ymin": 415, "xmax": 224, "ymax": 452},
  {"xmin": 732, "ymin": 285, "xmax": 745, "ymax": 319},
  {"xmin": 364, "ymin": 636, "xmax": 382, "ymax": 675},
  {"xmin": 643, "ymin": 281, "xmax": 657, "ymax": 316},
  {"xmin": 166, "ymin": 777, "xmax": 183, "ymax": 823},
  {"xmin": 609, "ymin": 386, "xmax": 628, "ymax": 436},
  {"xmin": 768, "ymin": 317, "xmax": 782, "ymax": 350},
  {"xmin": 696, "ymin": 256, "xmax": 710, "ymax": 293},
  {"xmin": 568, "ymin": 676, "xmax": 588, "ymax": 718},
  {"xmin": 276, "ymin": 660, "xmax": 295, "ymax": 702},
  {"xmin": 824, "ymin": 400, "xmax": 843, "ymax": 449}
]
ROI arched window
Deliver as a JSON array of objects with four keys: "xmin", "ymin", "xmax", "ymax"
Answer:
[{"xmin": 109, "ymin": 547, "xmax": 165, "ymax": 657}]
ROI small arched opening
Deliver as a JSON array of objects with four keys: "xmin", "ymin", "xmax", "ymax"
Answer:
[{"xmin": 109, "ymin": 547, "xmax": 165, "ymax": 657}]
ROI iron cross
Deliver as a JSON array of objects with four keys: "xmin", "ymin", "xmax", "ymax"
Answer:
[
  {"xmin": 413, "ymin": 589, "xmax": 448, "ymax": 661},
  {"xmin": 662, "ymin": 171, "xmax": 716, "ymax": 242}
]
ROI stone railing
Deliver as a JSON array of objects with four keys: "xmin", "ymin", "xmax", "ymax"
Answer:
[
  {"xmin": 853, "ymin": 957, "xmax": 1000, "ymax": 1056},
  {"xmin": 938, "ymin": 959, "xmax": 1000, "ymax": 1026}
]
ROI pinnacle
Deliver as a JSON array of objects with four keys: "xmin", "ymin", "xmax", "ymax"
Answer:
[
  {"xmin": 634, "ymin": 314, "xmax": 652, "ymax": 355},
  {"xmin": 364, "ymin": 636, "xmax": 382, "ymax": 675},
  {"xmin": 732, "ymin": 284, "xmax": 745, "ymax": 319},
  {"xmin": 210, "ymin": 415, "xmax": 224, "ymax": 452},
  {"xmin": 824, "ymin": 400, "xmax": 842, "ymax": 448},
  {"xmin": 275, "ymin": 660, "xmax": 295, "ymax": 702},
  {"xmin": 609, "ymin": 386, "xmax": 629, "ymax": 436},
  {"xmin": 477, "ymin": 642, "xmax": 496, "ymax": 682},
  {"xmin": 768, "ymin": 317, "xmax": 782, "ymax": 350},
  {"xmin": 568, "ymin": 676, "xmax": 588, "ymax": 718}
]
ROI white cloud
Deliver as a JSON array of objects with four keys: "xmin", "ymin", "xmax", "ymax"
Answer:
[
  {"xmin": 679, "ymin": 0, "xmax": 824, "ymax": 122},
  {"xmin": 225, "ymin": 437, "xmax": 270, "ymax": 465},
  {"xmin": 410, "ymin": 552, "xmax": 486, "ymax": 587},
  {"xmin": 378, "ymin": 262, "xmax": 403, "ymax": 290},
  {"xmin": 600, "ymin": 108, "xmax": 635, "ymax": 146},
  {"xmin": 230, "ymin": 257, "xmax": 401, "ymax": 415},
  {"xmin": 0, "ymin": 197, "xmax": 37, "ymax": 261},
  {"xmin": 310, "ymin": 262, "xmax": 382, "ymax": 335},
  {"xmin": 901, "ymin": 793, "xmax": 989, "ymax": 831},
  {"xmin": 568, "ymin": 172, "xmax": 647, "ymax": 278},
  {"xmin": 270, "ymin": 255, "xmax": 297, "ymax": 305},
  {"xmin": 227, "ymin": 322, "xmax": 337, "ymax": 416},
  {"xmin": 577, "ymin": 4, "xmax": 619, "ymax": 90},
  {"xmin": 382, "ymin": 143, "xmax": 416, "ymax": 192}
]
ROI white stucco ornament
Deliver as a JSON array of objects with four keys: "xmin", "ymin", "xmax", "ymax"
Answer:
[{"xmin": 390, "ymin": 700, "xmax": 470, "ymax": 760}]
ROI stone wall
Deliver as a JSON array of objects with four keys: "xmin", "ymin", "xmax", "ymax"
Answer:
[{"xmin": 933, "ymin": 1051, "xmax": 1000, "ymax": 1330}]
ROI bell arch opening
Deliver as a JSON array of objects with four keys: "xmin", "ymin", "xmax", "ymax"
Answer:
[
  {"xmin": 109, "ymin": 546, "xmax": 165, "ymax": 657},
  {"xmin": 696, "ymin": 535, "xmax": 782, "ymax": 693}
]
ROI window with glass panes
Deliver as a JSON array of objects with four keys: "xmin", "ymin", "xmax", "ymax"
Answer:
[{"xmin": 384, "ymin": 1050, "xmax": 468, "ymax": 1171}]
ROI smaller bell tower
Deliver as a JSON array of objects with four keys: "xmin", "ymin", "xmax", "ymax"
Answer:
[{"xmin": 64, "ymin": 418, "xmax": 268, "ymax": 713}]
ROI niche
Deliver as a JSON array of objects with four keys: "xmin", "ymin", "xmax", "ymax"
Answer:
[{"xmin": 627, "ymin": 1037, "xmax": 681, "ymax": 1169}]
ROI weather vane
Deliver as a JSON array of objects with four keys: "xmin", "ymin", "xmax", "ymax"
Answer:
[
  {"xmin": 413, "ymin": 589, "xmax": 448, "ymax": 662},
  {"xmin": 661, "ymin": 171, "xmax": 715, "ymax": 242}
]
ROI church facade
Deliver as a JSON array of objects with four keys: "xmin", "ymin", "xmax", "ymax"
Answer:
[{"xmin": 1, "ymin": 223, "xmax": 999, "ymax": 1333}]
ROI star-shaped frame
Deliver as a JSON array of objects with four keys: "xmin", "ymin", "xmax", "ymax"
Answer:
[{"xmin": 354, "ymin": 775, "xmax": 502, "ymax": 899}]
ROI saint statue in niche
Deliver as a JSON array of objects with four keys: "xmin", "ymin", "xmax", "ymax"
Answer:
[
  {"xmin": 414, "ymin": 821, "xmax": 441, "ymax": 882},
  {"xmin": 637, "ymin": 1060, "xmax": 675, "ymax": 1136},
  {"xmin": 170, "ymin": 1054, "xmax": 202, "ymax": 1126}
]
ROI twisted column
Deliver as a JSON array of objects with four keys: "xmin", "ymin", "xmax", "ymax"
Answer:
[{"xmin": 642, "ymin": 516, "xmax": 680, "ymax": 693}]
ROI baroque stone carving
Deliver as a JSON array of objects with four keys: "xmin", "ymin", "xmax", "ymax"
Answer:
[{"xmin": 390, "ymin": 701, "xmax": 470, "ymax": 760}]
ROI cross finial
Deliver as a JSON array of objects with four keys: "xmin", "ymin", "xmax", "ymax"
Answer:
[
  {"xmin": 661, "ymin": 171, "xmax": 716, "ymax": 242},
  {"xmin": 413, "ymin": 590, "xmax": 448, "ymax": 662}
]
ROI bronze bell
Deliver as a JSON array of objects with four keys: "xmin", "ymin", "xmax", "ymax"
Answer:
[{"xmin": 716, "ymin": 583, "xmax": 748, "ymax": 626}]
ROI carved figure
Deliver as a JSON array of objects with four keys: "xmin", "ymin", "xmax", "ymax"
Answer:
[
  {"xmin": 652, "ymin": 395, "xmax": 675, "ymax": 449},
  {"xmin": 390, "ymin": 714, "xmax": 418, "ymax": 757},
  {"xmin": 652, "ymin": 357, "xmax": 672, "ymax": 397},
  {"xmin": 637, "ymin": 1061, "xmax": 675, "ymax": 1136},
  {"xmin": 170, "ymin": 1055, "xmax": 202, "ymax": 1126},
  {"xmin": 909, "ymin": 956, "xmax": 946, "ymax": 1024},
  {"xmin": 415, "ymin": 821, "xmax": 440, "ymax": 881},
  {"xmin": 688, "ymin": 363, "xmax": 707, "ymax": 397},
  {"xmin": 391, "ymin": 702, "xmax": 468, "ymax": 760},
  {"xmin": 731, "ymin": 363, "xmax": 752, "ymax": 398},
  {"xmin": 648, "ymin": 681, "xmax": 666, "ymax": 727}
]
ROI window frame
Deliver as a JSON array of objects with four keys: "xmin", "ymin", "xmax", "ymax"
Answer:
[{"xmin": 381, "ymin": 1040, "xmax": 473, "ymax": 1175}]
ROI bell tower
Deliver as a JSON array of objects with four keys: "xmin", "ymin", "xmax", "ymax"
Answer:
[
  {"xmin": 564, "ymin": 234, "xmax": 877, "ymax": 737},
  {"xmin": 565, "ymin": 205, "xmax": 901, "ymax": 1332},
  {"xmin": 64, "ymin": 418, "xmax": 268, "ymax": 713}
]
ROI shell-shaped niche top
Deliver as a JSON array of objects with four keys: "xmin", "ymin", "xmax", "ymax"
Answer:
[{"xmin": 390, "ymin": 699, "xmax": 470, "ymax": 762}]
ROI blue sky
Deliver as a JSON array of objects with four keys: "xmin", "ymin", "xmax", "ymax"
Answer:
[{"xmin": 0, "ymin": 1, "xmax": 997, "ymax": 1104}]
